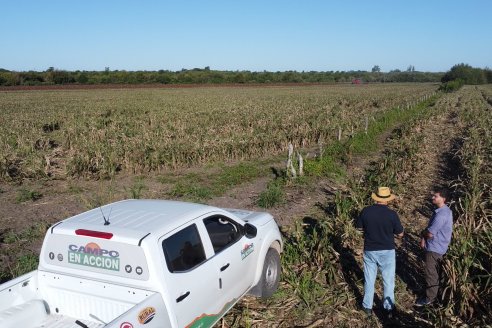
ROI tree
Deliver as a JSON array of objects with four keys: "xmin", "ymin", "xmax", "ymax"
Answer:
[
  {"xmin": 371, "ymin": 65, "xmax": 381, "ymax": 73},
  {"xmin": 485, "ymin": 67, "xmax": 492, "ymax": 83},
  {"xmin": 442, "ymin": 63, "xmax": 486, "ymax": 84}
]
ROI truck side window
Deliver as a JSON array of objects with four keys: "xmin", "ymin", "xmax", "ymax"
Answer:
[
  {"xmin": 204, "ymin": 216, "xmax": 242, "ymax": 253},
  {"xmin": 162, "ymin": 224, "xmax": 206, "ymax": 273}
]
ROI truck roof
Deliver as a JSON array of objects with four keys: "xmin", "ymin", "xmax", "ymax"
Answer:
[{"xmin": 51, "ymin": 199, "xmax": 221, "ymax": 245}]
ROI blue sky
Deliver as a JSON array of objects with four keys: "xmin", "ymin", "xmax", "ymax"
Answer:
[{"xmin": 1, "ymin": 1, "xmax": 490, "ymax": 72}]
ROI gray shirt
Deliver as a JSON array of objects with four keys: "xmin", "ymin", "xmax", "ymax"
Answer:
[{"xmin": 425, "ymin": 205, "xmax": 453, "ymax": 255}]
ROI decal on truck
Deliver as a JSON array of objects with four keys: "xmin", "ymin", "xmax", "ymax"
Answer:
[
  {"xmin": 68, "ymin": 243, "xmax": 120, "ymax": 271},
  {"xmin": 186, "ymin": 299, "xmax": 237, "ymax": 328},
  {"xmin": 138, "ymin": 307, "xmax": 156, "ymax": 324},
  {"xmin": 241, "ymin": 243, "xmax": 254, "ymax": 260},
  {"xmin": 120, "ymin": 323, "xmax": 134, "ymax": 328}
]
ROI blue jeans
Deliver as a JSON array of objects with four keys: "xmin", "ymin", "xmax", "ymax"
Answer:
[{"xmin": 362, "ymin": 249, "xmax": 396, "ymax": 310}]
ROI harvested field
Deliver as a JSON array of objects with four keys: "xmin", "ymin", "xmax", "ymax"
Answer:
[{"xmin": 0, "ymin": 84, "xmax": 436, "ymax": 180}]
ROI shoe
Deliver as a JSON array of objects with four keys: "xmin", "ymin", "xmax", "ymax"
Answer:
[
  {"xmin": 363, "ymin": 308, "xmax": 372, "ymax": 317},
  {"xmin": 384, "ymin": 308, "xmax": 396, "ymax": 320},
  {"xmin": 415, "ymin": 298, "xmax": 433, "ymax": 307}
]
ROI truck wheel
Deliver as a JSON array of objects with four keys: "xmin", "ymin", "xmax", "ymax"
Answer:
[{"xmin": 260, "ymin": 248, "xmax": 281, "ymax": 298}]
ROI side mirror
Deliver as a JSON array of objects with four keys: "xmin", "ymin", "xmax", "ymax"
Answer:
[{"xmin": 244, "ymin": 223, "xmax": 257, "ymax": 239}]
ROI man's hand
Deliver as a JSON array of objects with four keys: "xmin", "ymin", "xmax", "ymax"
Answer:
[
  {"xmin": 420, "ymin": 237, "xmax": 426, "ymax": 249},
  {"xmin": 421, "ymin": 229, "xmax": 433, "ymax": 239}
]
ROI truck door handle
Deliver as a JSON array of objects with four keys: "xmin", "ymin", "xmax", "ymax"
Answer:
[
  {"xmin": 220, "ymin": 263, "xmax": 230, "ymax": 271},
  {"xmin": 176, "ymin": 291, "xmax": 190, "ymax": 303}
]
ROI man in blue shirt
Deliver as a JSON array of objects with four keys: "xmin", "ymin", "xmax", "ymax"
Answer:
[
  {"xmin": 357, "ymin": 187, "xmax": 404, "ymax": 318},
  {"xmin": 416, "ymin": 189, "xmax": 453, "ymax": 306}
]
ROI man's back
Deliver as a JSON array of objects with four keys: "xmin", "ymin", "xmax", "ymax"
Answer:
[{"xmin": 357, "ymin": 204, "xmax": 403, "ymax": 251}]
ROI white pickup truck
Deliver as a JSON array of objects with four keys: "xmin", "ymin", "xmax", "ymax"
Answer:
[{"xmin": 0, "ymin": 199, "xmax": 283, "ymax": 328}]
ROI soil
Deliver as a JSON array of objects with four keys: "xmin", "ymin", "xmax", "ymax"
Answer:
[{"xmin": 0, "ymin": 164, "xmax": 328, "ymax": 248}]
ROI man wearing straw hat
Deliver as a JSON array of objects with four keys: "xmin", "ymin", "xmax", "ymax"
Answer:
[{"xmin": 357, "ymin": 186, "xmax": 404, "ymax": 318}]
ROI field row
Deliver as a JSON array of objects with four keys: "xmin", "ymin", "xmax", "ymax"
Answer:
[{"xmin": 0, "ymin": 83, "xmax": 437, "ymax": 180}]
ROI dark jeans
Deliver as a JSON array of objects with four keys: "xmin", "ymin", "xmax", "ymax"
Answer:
[{"xmin": 424, "ymin": 251, "xmax": 443, "ymax": 302}]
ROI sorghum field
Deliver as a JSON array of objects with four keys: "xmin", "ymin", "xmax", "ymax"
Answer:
[{"xmin": 1, "ymin": 83, "xmax": 491, "ymax": 327}]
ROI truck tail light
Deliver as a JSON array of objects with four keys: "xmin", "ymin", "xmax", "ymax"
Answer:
[{"xmin": 75, "ymin": 229, "xmax": 113, "ymax": 239}]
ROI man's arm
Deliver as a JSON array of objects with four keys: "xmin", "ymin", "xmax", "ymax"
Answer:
[
  {"xmin": 423, "ymin": 211, "xmax": 445, "ymax": 240},
  {"xmin": 420, "ymin": 229, "xmax": 433, "ymax": 248},
  {"xmin": 420, "ymin": 212, "xmax": 442, "ymax": 248},
  {"xmin": 421, "ymin": 229, "xmax": 434, "ymax": 240},
  {"xmin": 356, "ymin": 209, "xmax": 365, "ymax": 231},
  {"xmin": 393, "ymin": 213, "xmax": 404, "ymax": 238}
]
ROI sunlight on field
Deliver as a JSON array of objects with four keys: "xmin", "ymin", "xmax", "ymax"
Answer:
[{"xmin": 0, "ymin": 84, "xmax": 437, "ymax": 180}]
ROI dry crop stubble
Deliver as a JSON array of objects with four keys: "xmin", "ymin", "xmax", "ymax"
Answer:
[
  {"xmin": 0, "ymin": 84, "xmax": 437, "ymax": 180},
  {"xmin": 437, "ymin": 85, "xmax": 492, "ymax": 324}
]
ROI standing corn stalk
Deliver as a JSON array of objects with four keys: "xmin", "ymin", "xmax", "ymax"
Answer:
[
  {"xmin": 287, "ymin": 142, "xmax": 297, "ymax": 178},
  {"xmin": 297, "ymin": 151, "xmax": 304, "ymax": 176}
]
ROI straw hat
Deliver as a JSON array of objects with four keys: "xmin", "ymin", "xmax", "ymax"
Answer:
[{"xmin": 371, "ymin": 187, "xmax": 396, "ymax": 202}]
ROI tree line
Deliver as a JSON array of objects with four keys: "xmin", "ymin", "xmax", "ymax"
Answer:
[
  {"xmin": 0, "ymin": 67, "xmax": 443, "ymax": 86},
  {"xmin": 438, "ymin": 64, "xmax": 492, "ymax": 93},
  {"xmin": 0, "ymin": 64, "xmax": 489, "ymax": 87}
]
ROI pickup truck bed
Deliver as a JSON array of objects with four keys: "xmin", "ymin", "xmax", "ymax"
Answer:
[
  {"xmin": 0, "ymin": 299, "xmax": 102, "ymax": 328},
  {"xmin": 0, "ymin": 271, "xmax": 156, "ymax": 328}
]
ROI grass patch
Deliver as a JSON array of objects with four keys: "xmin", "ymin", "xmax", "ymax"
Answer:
[
  {"xmin": 303, "ymin": 142, "xmax": 346, "ymax": 178},
  {"xmin": 16, "ymin": 188, "xmax": 43, "ymax": 203},
  {"xmin": 168, "ymin": 162, "xmax": 265, "ymax": 202},
  {"xmin": 68, "ymin": 184, "xmax": 84, "ymax": 194},
  {"xmin": 7, "ymin": 253, "xmax": 39, "ymax": 278},
  {"xmin": 3, "ymin": 222, "xmax": 49, "ymax": 244},
  {"xmin": 0, "ymin": 222, "xmax": 49, "ymax": 282},
  {"xmin": 257, "ymin": 179, "xmax": 285, "ymax": 208},
  {"xmin": 170, "ymin": 180, "xmax": 213, "ymax": 201},
  {"xmin": 125, "ymin": 177, "xmax": 147, "ymax": 199},
  {"xmin": 215, "ymin": 162, "xmax": 262, "ymax": 189}
]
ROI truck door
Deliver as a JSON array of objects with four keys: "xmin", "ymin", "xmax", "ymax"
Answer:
[
  {"xmin": 202, "ymin": 215, "xmax": 256, "ymax": 302},
  {"xmin": 161, "ymin": 223, "xmax": 222, "ymax": 328}
]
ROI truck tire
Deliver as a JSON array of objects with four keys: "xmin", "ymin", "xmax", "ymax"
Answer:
[{"xmin": 259, "ymin": 248, "xmax": 281, "ymax": 299}]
